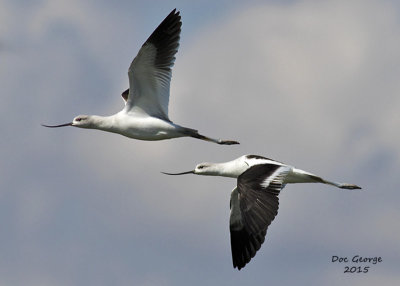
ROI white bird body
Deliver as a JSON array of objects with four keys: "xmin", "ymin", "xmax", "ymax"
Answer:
[
  {"xmin": 189, "ymin": 155, "xmax": 359, "ymax": 188},
  {"xmin": 191, "ymin": 155, "xmax": 318, "ymax": 182},
  {"xmin": 163, "ymin": 154, "xmax": 361, "ymax": 270},
  {"xmin": 43, "ymin": 9, "xmax": 239, "ymax": 145},
  {"xmin": 80, "ymin": 112, "xmax": 186, "ymax": 141}
]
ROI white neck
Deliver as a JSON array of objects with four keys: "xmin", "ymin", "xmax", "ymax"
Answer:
[
  {"xmin": 90, "ymin": 115, "xmax": 115, "ymax": 132},
  {"xmin": 211, "ymin": 161, "xmax": 248, "ymax": 178}
]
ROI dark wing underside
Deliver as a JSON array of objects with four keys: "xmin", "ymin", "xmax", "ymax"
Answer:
[{"xmin": 230, "ymin": 164, "xmax": 290, "ymax": 270}]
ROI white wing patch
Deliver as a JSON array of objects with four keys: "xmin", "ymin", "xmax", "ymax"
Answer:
[
  {"xmin": 124, "ymin": 9, "xmax": 181, "ymax": 121},
  {"xmin": 127, "ymin": 44, "xmax": 170, "ymax": 119},
  {"xmin": 260, "ymin": 166, "xmax": 291, "ymax": 189}
]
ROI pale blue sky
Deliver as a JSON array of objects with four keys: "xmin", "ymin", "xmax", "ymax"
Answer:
[{"xmin": 1, "ymin": 0, "xmax": 399, "ymax": 285}]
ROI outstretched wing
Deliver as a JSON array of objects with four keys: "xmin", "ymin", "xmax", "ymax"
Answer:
[
  {"xmin": 125, "ymin": 9, "xmax": 181, "ymax": 120},
  {"xmin": 229, "ymin": 164, "xmax": 290, "ymax": 270}
]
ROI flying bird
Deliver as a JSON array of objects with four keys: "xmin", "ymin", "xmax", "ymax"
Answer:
[
  {"xmin": 42, "ymin": 9, "xmax": 239, "ymax": 145},
  {"xmin": 163, "ymin": 154, "xmax": 361, "ymax": 270}
]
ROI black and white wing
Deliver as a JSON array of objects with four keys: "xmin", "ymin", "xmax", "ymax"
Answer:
[
  {"xmin": 229, "ymin": 164, "xmax": 291, "ymax": 270},
  {"xmin": 125, "ymin": 9, "xmax": 181, "ymax": 120}
]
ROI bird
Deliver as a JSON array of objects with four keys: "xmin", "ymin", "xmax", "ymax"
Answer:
[
  {"xmin": 162, "ymin": 154, "xmax": 361, "ymax": 270},
  {"xmin": 42, "ymin": 9, "xmax": 239, "ymax": 145}
]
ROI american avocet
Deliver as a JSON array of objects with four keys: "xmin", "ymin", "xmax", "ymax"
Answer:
[
  {"xmin": 163, "ymin": 154, "xmax": 361, "ymax": 270},
  {"xmin": 42, "ymin": 9, "xmax": 239, "ymax": 145}
]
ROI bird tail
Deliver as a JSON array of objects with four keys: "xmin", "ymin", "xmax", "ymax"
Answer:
[{"xmin": 180, "ymin": 127, "xmax": 239, "ymax": 145}]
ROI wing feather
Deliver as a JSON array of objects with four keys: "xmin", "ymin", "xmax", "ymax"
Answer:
[
  {"xmin": 126, "ymin": 9, "xmax": 181, "ymax": 120},
  {"xmin": 229, "ymin": 164, "xmax": 291, "ymax": 270}
]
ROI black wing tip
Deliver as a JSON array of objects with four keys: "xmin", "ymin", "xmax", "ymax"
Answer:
[
  {"xmin": 233, "ymin": 259, "xmax": 246, "ymax": 271},
  {"xmin": 230, "ymin": 228, "xmax": 266, "ymax": 271},
  {"xmin": 145, "ymin": 8, "xmax": 182, "ymax": 43},
  {"xmin": 234, "ymin": 265, "xmax": 244, "ymax": 271},
  {"xmin": 164, "ymin": 9, "xmax": 181, "ymax": 26},
  {"xmin": 159, "ymin": 8, "xmax": 182, "ymax": 30},
  {"xmin": 143, "ymin": 8, "xmax": 182, "ymax": 68},
  {"xmin": 170, "ymin": 8, "xmax": 180, "ymax": 16}
]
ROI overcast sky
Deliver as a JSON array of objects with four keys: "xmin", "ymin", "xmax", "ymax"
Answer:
[{"xmin": 1, "ymin": 0, "xmax": 399, "ymax": 285}]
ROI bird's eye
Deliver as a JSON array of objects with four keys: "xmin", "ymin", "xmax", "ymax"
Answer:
[
  {"xmin": 198, "ymin": 165, "xmax": 204, "ymax": 169},
  {"xmin": 76, "ymin": 118, "xmax": 82, "ymax": 122}
]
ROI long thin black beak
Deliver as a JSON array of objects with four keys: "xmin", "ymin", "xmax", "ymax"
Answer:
[
  {"xmin": 41, "ymin": 122, "xmax": 73, "ymax": 128},
  {"xmin": 161, "ymin": 170, "xmax": 195, "ymax": 175}
]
